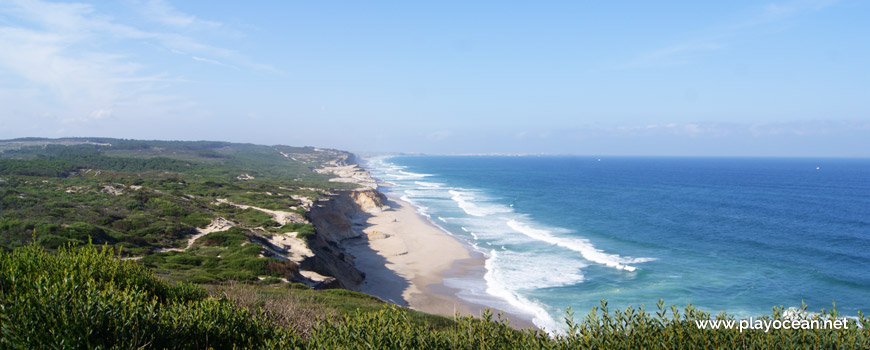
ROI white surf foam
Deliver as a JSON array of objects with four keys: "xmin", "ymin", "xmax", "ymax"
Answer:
[
  {"xmin": 449, "ymin": 190, "xmax": 513, "ymax": 217},
  {"xmin": 506, "ymin": 220, "xmax": 655, "ymax": 272},
  {"xmin": 399, "ymin": 170, "xmax": 432, "ymax": 178},
  {"xmin": 484, "ymin": 250, "xmax": 564, "ymax": 332},
  {"xmin": 403, "ymin": 189, "xmax": 434, "ymax": 197}
]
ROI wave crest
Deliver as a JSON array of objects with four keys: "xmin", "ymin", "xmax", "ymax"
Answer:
[{"xmin": 506, "ymin": 220, "xmax": 655, "ymax": 272}]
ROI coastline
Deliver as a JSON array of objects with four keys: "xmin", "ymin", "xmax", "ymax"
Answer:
[{"xmin": 345, "ymin": 192, "xmax": 537, "ymax": 330}]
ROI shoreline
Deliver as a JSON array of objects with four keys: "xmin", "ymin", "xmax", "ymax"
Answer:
[{"xmin": 345, "ymin": 192, "xmax": 537, "ymax": 330}]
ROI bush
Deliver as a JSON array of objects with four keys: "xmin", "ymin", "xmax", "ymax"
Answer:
[
  {"xmin": 0, "ymin": 243, "xmax": 296, "ymax": 349},
  {"xmin": 324, "ymin": 289, "xmax": 383, "ymax": 302},
  {"xmin": 217, "ymin": 270, "xmax": 257, "ymax": 282},
  {"xmin": 259, "ymin": 277, "xmax": 283, "ymax": 285},
  {"xmin": 289, "ymin": 282, "xmax": 309, "ymax": 290},
  {"xmin": 279, "ymin": 223, "xmax": 316, "ymax": 241},
  {"xmin": 3, "ymin": 242, "xmax": 869, "ymax": 349},
  {"xmin": 181, "ymin": 212, "xmax": 212, "ymax": 228},
  {"xmin": 265, "ymin": 260, "xmax": 299, "ymax": 278},
  {"xmin": 35, "ymin": 234, "xmax": 78, "ymax": 249},
  {"xmin": 197, "ymin": 227, "xmax": 248, "ymax": 247}
]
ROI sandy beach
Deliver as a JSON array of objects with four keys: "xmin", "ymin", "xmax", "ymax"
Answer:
[{"xmin": 345, "ymin": 193, "xmax": 537, "ymax": 329}]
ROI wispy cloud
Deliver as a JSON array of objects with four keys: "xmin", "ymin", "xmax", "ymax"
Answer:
[
  {"xmin": 0, "ymin": 0, "xmax": 275, "ymax": 130},
  {"xmin": 759, "ymin": 0, "xmax": 837, "ymax": 21},
  {"xmin": 615, "ymin": 43, "xmax": 725, "ymax": 70},
  {"xmin": 611, "ymin": 0, "xmax": 837, "ymax": 70},
  {"xmin": 134, "ymin": 0, "xmax": 222, "ymax": 29},
  {"xmin": 191, "ymin": 56, "xmax": 238, "ymax": 70}
]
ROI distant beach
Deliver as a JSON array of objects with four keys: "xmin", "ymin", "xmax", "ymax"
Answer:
[{"xmin": 345, "ymin": 190, "xmax": 537, "ymax": 329}]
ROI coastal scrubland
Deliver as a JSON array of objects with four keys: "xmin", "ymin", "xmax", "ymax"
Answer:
[
  {"xmin": 1, "ymin": 138, "xmax": 867, "ymax": 349},
  {"xmin": 0, "ymin": 138, "xmax": 348, "ymax": 285}
]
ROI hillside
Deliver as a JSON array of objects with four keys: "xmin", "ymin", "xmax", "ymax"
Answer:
[
  {"xmin": 1, "ymin": 138, "xmax": 867, "ymax": 349},
  {"xmin": 0, "ymin": 138, "xmax": 377, "ymax": 288}
]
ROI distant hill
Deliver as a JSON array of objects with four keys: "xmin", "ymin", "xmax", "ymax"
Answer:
[{"xmin": 0, "ymin": 138, "xmax": 360, "ymax": 287}]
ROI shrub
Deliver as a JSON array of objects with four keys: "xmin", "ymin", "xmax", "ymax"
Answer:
[
  {"xmin": 259, "ymin": 277, "xmax": 283, "ymax": 285},
  {"xmin": 289, "ymin": 282, "xmax": 310, "ymax": 290},
  {"xmin": 217, "ymin": 270, "xmax": 257, "ymax": 282},
  {"xmin": 181, "ymin": 212, "xmax": 212, "ymax": 228},
  {"xmin": 0, "ymin": 243, "xmax": 297, "ymax": 349},
  {"xmin": 265, "ymin": 260, "xmax": 299, "ymax": 278},
  {"xmin": 197, "ymin": 227, "xmax": 248, "ymax": 247},
  {"xmin": 324, "ymin": 289, "xmax": 383, "ymax": 302}
]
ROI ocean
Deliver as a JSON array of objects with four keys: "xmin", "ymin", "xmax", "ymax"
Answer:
[{"xmin": 365, "ymin": 156, "xmax": 870, "ymax": 331}]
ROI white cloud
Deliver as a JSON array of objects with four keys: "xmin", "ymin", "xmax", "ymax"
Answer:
[
  {"xmin": 191, "ymin": 56, "xmax": 238, "ymax": 70},
  {"xmin": 89, "ymin": 109, "xmax": 113, "ymax": 120},
  {"xmin": 0, "ymin": 0, "xmax": 275, "ymax": 130},
  {"xmin": 611, "ymin": 0, "xmax": 836, "ymax": 71},
  {"xmin": 135, "ymin": 0, "xmax": 222, "ymax": 29}
]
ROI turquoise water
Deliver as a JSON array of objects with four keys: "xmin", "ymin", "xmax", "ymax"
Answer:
[{"xmin": 365, "ymin": 156, "xmax": 870, "ymax": 331}]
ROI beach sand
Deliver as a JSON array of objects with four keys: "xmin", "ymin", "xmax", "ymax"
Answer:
[{"xmin": 346, "ymin": 194, "xmax": 537, "ymax": 329}]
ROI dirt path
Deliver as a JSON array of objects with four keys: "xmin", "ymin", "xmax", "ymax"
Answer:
[
  {"xmin": 215, "ymin": 198, "xmax": 306, "ymax": 225},
  {"xmin": 154, "ymin": 217, "xmax": 234, "ymax": 253}
]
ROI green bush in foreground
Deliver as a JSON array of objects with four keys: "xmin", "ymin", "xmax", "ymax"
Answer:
[
  {"xmin": 1, "ymin": 243, "xmax": 869, "ymax": 349},
  {"xmin": 0, "ymin": 243, "xmax": 298, "ymax": 349}
]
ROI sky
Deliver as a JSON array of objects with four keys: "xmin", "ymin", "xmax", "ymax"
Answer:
[{"xmin": 0, "ymin": 0, "xmax": 868, "ymax": 156}]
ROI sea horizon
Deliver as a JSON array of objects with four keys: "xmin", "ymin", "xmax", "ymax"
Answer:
[{"xmin": 360, "ymin": 152, "xmax": 870, "ymax": 160}]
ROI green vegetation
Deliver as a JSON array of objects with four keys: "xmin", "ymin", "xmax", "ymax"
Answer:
[
  {"xmin": 3, "ymin": 138, "xmax": 868, "ymax": 348},
  {"xmin": 140, "ymin": 227, "xmax": 300, "ymax": 284},
  {"xmin": 281, "ymin": 222, "xmax": 317, "ymax": 241},
  {"xmin": 3, "ymin": 243, "xmax": 868, "ymax": 349},
  {"xmin": 0, "ymin": 243, "xmax": 295, "ymax": 349},
  {"xmin": 0, "ymin": 138, "xmax": 351, "ymax": 282}
]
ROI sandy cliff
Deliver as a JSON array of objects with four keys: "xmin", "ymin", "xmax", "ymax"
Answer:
[
  {"xmin": 303, "ymin": 189, "xmax": 386, "ymax": 289},
  {"xmin": 296, "ymin": 153, "xmax": 388, "ymax": 289}
]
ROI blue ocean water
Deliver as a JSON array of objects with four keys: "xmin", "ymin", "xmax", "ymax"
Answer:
[{"xmin": 365, "ymin": 156, "xmax": 870, "ymax": 331}]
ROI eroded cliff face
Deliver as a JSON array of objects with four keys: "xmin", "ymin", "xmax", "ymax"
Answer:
[
  {"xmin": 309, "ymin": 189, "xmax": 385, "ymax": 241},
  {"xmin": 301, "ymin": 188, "xmax": 386, "ymax": 289}
]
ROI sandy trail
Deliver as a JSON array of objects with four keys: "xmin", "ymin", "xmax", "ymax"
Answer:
[
  {"xmin": 154, "ymin": 217, "xmax": 234, "ymax": 253},
  {"xmin": 216, "ymin": 198, "xmax": 306, "ymax": 225}
]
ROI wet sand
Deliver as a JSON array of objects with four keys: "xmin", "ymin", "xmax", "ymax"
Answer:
[{"xmin": 346, "ymin": 195, "xmax": 537, "ymax": 330}]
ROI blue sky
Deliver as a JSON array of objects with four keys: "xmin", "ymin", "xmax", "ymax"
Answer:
[{"xmin": 0, "ymin": 0, "xmax": 868, "ymax": 156}]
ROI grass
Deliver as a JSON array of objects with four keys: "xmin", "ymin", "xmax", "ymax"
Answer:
[{"xmin": 212, "ymin": 282, "xmax": 456, "ymax": 338}]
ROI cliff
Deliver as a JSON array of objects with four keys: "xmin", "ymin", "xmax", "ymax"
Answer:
[
  {"xmin": 297, "ymin": 152, "xmax": 388, "ymax": 289},
  {"xmin": 302, "ymin": 189, "xmax": 385, "ymax": 289}
]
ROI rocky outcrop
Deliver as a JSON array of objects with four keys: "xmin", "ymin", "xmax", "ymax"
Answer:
[
  {"xmin": 308, "ymin": 189, "xmax": 385, "ymax": 241},
  {"xmin": 282, "ymin": 152, "xmax": 391, "ymax": 290},
  {"xmin": 302, "ymin": 189, "xmax": 386, "ymax": 289}
]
